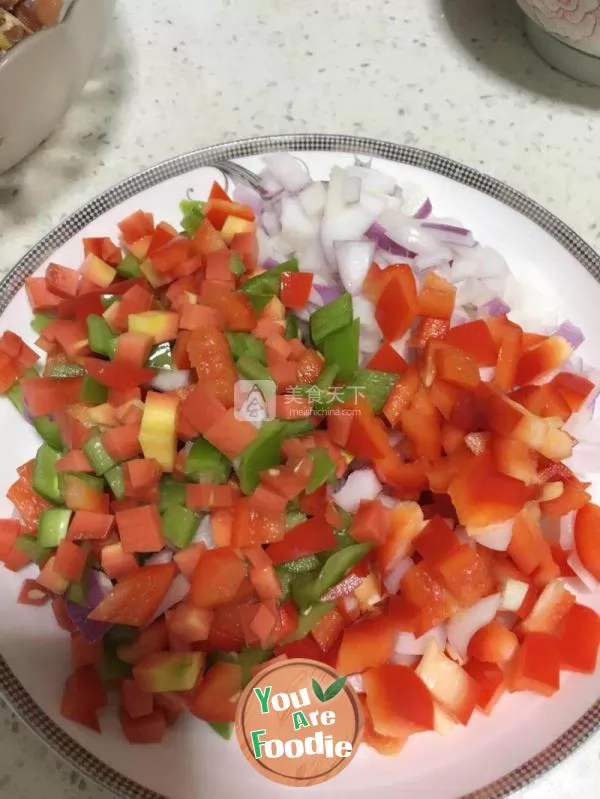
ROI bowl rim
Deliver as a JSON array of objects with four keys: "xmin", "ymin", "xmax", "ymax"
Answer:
[{"xmin": 0, "ymin": 133, "xmax": 599, "ymax": 799}]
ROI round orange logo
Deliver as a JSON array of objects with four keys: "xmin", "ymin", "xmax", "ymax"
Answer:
[{"xmin": 235, "ymin": 658, "xmax": 363, "ymax": 787}]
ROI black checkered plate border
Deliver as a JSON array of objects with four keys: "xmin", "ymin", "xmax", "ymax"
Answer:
[{"xmin": 0, "ymin": 134, "xmax": 598, "ymax": 799}]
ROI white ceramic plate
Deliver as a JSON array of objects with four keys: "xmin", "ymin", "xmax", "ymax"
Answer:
[{"xmin": 0, "ymin": 135, "xmax": 599, "ymax": 799}]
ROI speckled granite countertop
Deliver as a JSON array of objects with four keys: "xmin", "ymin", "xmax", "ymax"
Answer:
[{"xmin": 0, "ymin": 0, "xmax": 599, "ymax": 797}]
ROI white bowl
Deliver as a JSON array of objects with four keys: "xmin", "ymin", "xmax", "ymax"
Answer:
[
  {"xmin": 517, "ymin": 0, "xmax": 600, "ymax": 84},
  {"xmin": 0, "ymin": 0, "xmax": 115, "ymax": 174}
]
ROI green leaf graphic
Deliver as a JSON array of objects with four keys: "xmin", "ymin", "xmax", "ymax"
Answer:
[
  {"xmin": 323, "ymin": 676, "xmax": 347, "ymax": 702},
  {"xmin": 312, "ymin": 678, "xmax": 325, "ymax": 702}
]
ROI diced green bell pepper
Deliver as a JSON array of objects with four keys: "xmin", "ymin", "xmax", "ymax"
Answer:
[
  {"xmin": 33, "ymin": 443, "xmax": 63, "ymax": 504},
  {"xmin": 67, "ymin": 472, "xmax": 105, "ymax": 492},
  {"xmin": 185, "ymin": 437, "xmax": 231, "ymax": 484},
  {"xmin": 14, "ymin": 535, "xmax": 51, "ymax": 565},
  {"xmin": 100, "ymin": 295, "xmax": 121, "ymax": 311},
  {"xmin": 280, "ymin": 419, "xmax": 315, "ymax": 439},
  {"xmin": 117, "ymin": 253, "xmax": 142, "ymax": 279},
  {"xmin": 279, "ymin": 554, "xmax": 321, "ymax": 574},
  {"xmin": 104, "ymin": 624, "xmax": 139, "ymax": 651},
  {"xmin": 46, "ymin": 361, "xmax": 86, "ymax": 379},
  {"xmin": 236, "ymin": 355, "xmax": 273, "ymax": 383},
  {"xmin": 246, "ymin": 294, "xmax": 273, "ymax": 313},
  {"xmin": 34, "ymin": 416, "xmax": 63, "ymax": 451},
  {"xmin": 66, "ymin": 570, "xmax": 90, "ymax": 606},
  {"xmin": 275, "ymin": 567, "xmax": 294, "ymax": 603},
  {"xmin": 322, "ymin": 319, "xmax": 360, "ymax": 381},
  {"xmin": 306, "ymin": 448, "xmax": 337, "ymax": 495},
  {"xmin": 180, "ymin": 198, "xmax": 204, "ymax": 236},
  {"xmin": 285, "ymin": 510, "xmax": 308, "ymax": 530},
  {"xmin": 87, "ymin": 315, "xmax": 116, "ymax": 358},
  {"xmin": 31, "ymin": 313, "xmax": 54, "ymax": 334},
  {"xmin": 292, "ymin": 543, "xmax": 372, "ymax": 611},
  {"xmin": 237, "ymin": 420, "xmax": 285, "ymax": 494},
  {"xmin": 146, "ymin": 342, "xmax": 174, "ymax": 370},
  {"xmin": 237, "ymin": 646, "xmax": 272, "ymax": 688},
  {"xmin": 80, "ymin": 374, "xmax": 108, "ymax": 404},
  {"xmin": 83, "ymin": 434, "xmax": 116, "ymax": 476},
  {"xmin": 310, "ymin": 293, "xmax": 353, "ymax": 345},
  {"xmin": 352, "ymin": 369, "xmax": 397, "ymax": 414},
  {"xmin": 315, "ymin": 364, "xmax": 339, "ymax": 390},
  {"xmin": 161, "ymin": 505, "xmax": 198, "ymax": 549},
  {"xmin": 208, "ymin": 722, "xmax": 233, "ymax": 740},
  {"xmin": 225, "ymin": 332, "xmax": 266, "ymax": 364},
  {"xmin": 159, "ymin": 475, "xmax": 186, "ymax": 512},
  {"xmin": 285, "ymin": 313, "xmax": 299, "ymax": 340},
  {"xmin": 229, "ymin": 254, "xmax": 245, "ymax": 277},
  {"xmin": 37, "ymin": 508, "xmax": 72, "ymax": 548},
  {"xmin": 104, "ymin": 464, "xmax": 125, "ymax": 500},
  {"xmin": 240, "ymin": 259, "xmax": 299, "ymax": 297},
  {"xmin": 282, "ymin": 601, "xmax": 337, "ymax": 643}
]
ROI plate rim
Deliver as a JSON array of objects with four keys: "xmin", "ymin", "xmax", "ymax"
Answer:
[{"xmin": 0, "ymin": 132, "xmax": 599, "ymax": 799}]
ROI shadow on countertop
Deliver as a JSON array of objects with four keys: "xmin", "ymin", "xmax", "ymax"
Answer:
[{"xmin": 440, "ymin": 0, "xmax": 600, "ymax": 109}]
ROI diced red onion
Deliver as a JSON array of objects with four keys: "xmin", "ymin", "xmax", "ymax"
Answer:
[
  {"xmin": 263, "ymin": 257, "xmax": 279, "ymax": 269},
  {"xmin": 149, "ymin": 574, "xmax": 190, "ymax": 624},
  {"xmin": 481, "ymin": 297, "xmax": 510, "ymax": 317},
  {"xmin": 383, "ymin": 557, "xmax": 413, "ymax": 595},
  {"xmin": 414, "ymin": 248, "xmax": 453, "ymax": 271},
  {"xmin": 346, "ymin": 673, "xmax": 365, "ymax": 694},
  {"xmin": 335, "ymin": 240, "xmax": 376, "ymax": 295},
  {"xmin": 422, "ymin": 221, "xmax": 475, "ymax": 247},
  {"xmin": 263, "ymin": 154, "xmax": 311, "ymax": 193},
  {"xmin": 554, "ymin": 320, "xmax": 585, "ymax": 350},
  {"xmin": 298, "ymin": 181, "xmax": 327, "ymax": 218},
  {"xmin": 559, "ymin": 511, "xmax": 577, "ymax": 551},
  {"xmin": 468, "ymin": 520, "xmax": 514, "ymax": 552},
  {"xmin": 146, "ymin": 550, "xmax": 174, "ymax": 566},
  {"xmin": 567, "ymin": 552, "xmax": 600, "ymax": 591},
  {"xmin": 343, "ymin": 175, "xmax": 362, "ymax": 205},
  {"xmin": 258, "ymin": 170, "xmax": 284, "ymax": 199},
  {"xmin": 365, "ymin": 223, "xmax": 416, "ymax": 259},
  {"xmin": 447, "ymin": 593, "xmax": 501, "ymax": 662},
  {"xmin": 332, "ymin": 469, "xmax": 382, "ymax": 513},
  {"xmin": 261, "ymin": 210, "xmax": 281, "ymax": 237},
  {"xmin": 280, "ymin": 196, "xmax": 318, "ymax": 250},
  {"xmin": 193, "ymin": 515, "xmax": 215, "ymax": 548},
  {"xmin": 65, "ymin": 570, "xmax": 114, "ymax": 643},
  {"xmin": 389, "ymin": 653, "xmax": 419, "ymax": 667},
  {"xmin": 313, "ymin": 283, "xmax": 343, "ymax": 306},
  {"xmin": 394, "ymin": 624, "xmax": 447, "ymax": 657},
  {"xmin": 150, "ymin": 370, "xmax": 191, "ymax": 392},
  {"xmin": 479, "ymin": 366, "xmax": 495, "ymax": 383},
  {"xmin": 233, "ymin": 184, "xmax": 264, "ymax": 215},
  {"xmin": 500, "ymin": 579, "xmax": 530, "ymax": 612},
  {"xmin": 414, "ymin": 198, "xmax": 432, "ymax": 219}
]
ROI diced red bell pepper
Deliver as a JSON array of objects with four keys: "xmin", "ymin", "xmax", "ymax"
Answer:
[
  {"xmin": 120, "ymin": 708, "xmax": 167, "ymax": 744},
  {"xmin": 280, "ymin": 271, "xmax": 313, "ymax": 309},
  {"xmin": 364, "ymin": 664, "xmax": 434, "ymax": 736},
  {"xmin": 265, "ymin": 517, "xmax": 337, "ymax": 565},
  {"xmin": 382, "ymin": 365, "xmax": 421, "ymax": 426},
  {"xmin": 493, "ymin": 318, "xmax": 523, "ymax": 391},
  {"xmin": 400, "ymin": 563, "xmax": 458, "ymax": 635},
  {"xmin": 445, "ymin": 320, "xmax": 498, "ymax": 366},
  {"xmin": 409, "ymin": 317, "xmax": 450, "ymax": 349},
  {"xmin": 101, "ymin": 424, "xmax": 141, "ymax": 461},
  {"xmin": 231, "ymin": 499, "xmax": 285, "ymax": 547},
  {"xmin": 259, "ymin": 462, "xmax": 311, "ymax": 500},
  {"xmin": 62, "ymin": 476, "xmax": 109, "ymax": 514},
  {"xmin": 359, "ymin": 694, "xmax": 407, "ymax": 756},
  {"xmin": 464, "ymin": 660, "xmax": 506, "ymax": 715},
  {"xmin": 61, "ymin": 666, "xmax": 107, "ymax": 732},
  {"xmin": 311, "ymin": 608, "xmax": 345, "ymax": 653},
  {"xmin": 174, "ymin": 542, "xmax": 207, "ymax": 579},
  {"xmin": 21, "ymin": 376, "xmax": 83, "ymax": 416},
  {"xmin": 7, "ymin": 476, "xmax": 52, "ymax": 533},
  {"xmin": 116, "ymin": 505, "xmax": 165, "ymax": 553},
  {"xmin": 519, "ymin": 579, "xmax": 576, "ymax": 636},
  {"xmin": 366, "ymin": 342, "xmax": 407, "ymax": 372},
  {"xmin": 17, "ymin": 579, "xmax": 51, "ymax": 606},
  {"xmin": 120, "ymin": 678, "xmax": 154, "ymax": 719},
  {"xmin": 203, "ymin": 409, "xmax": 258, "ymax": 459},
  {"xmin": 186, "ymin": 325, "xmax": 237, "ymax": 406},
  {"xmin": 413, "ymin": 515, "xmax": 459, "ymax": 564},
  {"xmin": 167, "ymin": 603, "xmax": 213, "ymax": 644},
  {"xmin": 468, "ymin": 619, "xmax": 519, "ymax": 664},
  {"xmin": 186, "ymin": 483, "xmax": 238, "ymax": 512},
  {"xmin": 117, "ymin": 619, "xmax": 169, "ymax": 665},
  {"xmin": 45, "ymin": 263, "xmax": 81, "ymax": 298},
  {"xmin": 557, "ymin": 603, "xmax": 600, "ymax": 674},
  {"xmin": 118, "ymin": 210, "xmax": 155, "ymax": 245},
  {"xmin": 179, "ymin": 383, "xmax": 227, "ymax": 435},
  {"xmin": 510, "ymin": 633, "xmax": 560, "ymax": 697},
  {"xmin": 336, "ymin": 615, "xmax": 396, "ymax": 674},
  {"xmin": 83, "ymin": 237, "xmax": 122, "ymax": 266},
  {"xmin": 231, "ymin": 231, "xmax": 258, "ymax": 272},
  {"xmin": 189, "ymin": 547, "xmax": 246, "ymax": 608},
  {"xmin": 51, "ymin": 597, "xmax": 77, "ymax": 632},
  {"xmin": 515, "ymin": 336, "xmax": 572, "ymax": 386},
  {"xmin": 574, "ymin": 503, "xmax": 600, "ymax": 581},
  {"xmin": 89, "ymin": 563, "xmax": 176, "ymax": 627},
  {"xmin": 205, "ymin": 199, "xmax": 255, "ymax": 230},
  {"xmin": 26, "ymin": 276, "xmax": 61, "ymax": 312},
  {"xmin": 350, "ymin": 499, "xmax": 391, "ymax": 546},
  {"xmin": 67, "ymin": 510, "xmax": 114, "ymax": 541},
  {"xmin": 434, "ymin": 544, "xmax": 494, "ymax": 605},
  {"xmin": 416, "ymin": 641, "xmax": 480, "ymax": 724},
  {"xmin": 434, "ymin": 344, "xmax": 480, "ymax": 389},
  {"xmin": 418, "ymin": 271, "xmax": 456, "ymax": 319},
  {"xmin": 190, "ymin": 661, "xmax": 242, "ymax": 723},
  {"xmin": 192, "ymin": 219, "xmax": 228, "ymax": 257},
  {"xmin": 375, "ymin": 265, "xmax": 418, "ymax": 340},
  {"xmin": 0, "ymin": 519, "xmax": 20, "ymax": 561},
  {"xmin": 77, "ymin": 357, "xmax": 155, "ymax": 390},
  {"xmin": 448, "ymin": 451, "xmax": 535, "ymax": 527},
  {"xmin": 55, "ymin": 539, "xmax": 88, "ymax": 582},
  {"xmin": 508, "ymin": 508, "xmax": 546, "ymax": 576},
  {"xmin": 70, "ymin": 632, "xmax": 103, "ymax": 669},
  {"xmin": 550, "ymin": 372, "xmax": 595, "ymax": 413}
]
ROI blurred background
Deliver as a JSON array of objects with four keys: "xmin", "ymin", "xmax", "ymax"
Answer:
[{"xmin": 0, "ymin": 0, "xmax": 599, "ymax": 797}]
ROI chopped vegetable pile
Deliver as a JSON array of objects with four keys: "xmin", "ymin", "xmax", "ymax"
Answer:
[{"xmin": 1, "ymin": 155, "xmax": 599, "ymax": 752}]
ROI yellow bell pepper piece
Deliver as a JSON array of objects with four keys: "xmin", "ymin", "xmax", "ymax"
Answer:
[{"xmin": 139, "ymin": 392, "xmax": 179, "ymax": 471}]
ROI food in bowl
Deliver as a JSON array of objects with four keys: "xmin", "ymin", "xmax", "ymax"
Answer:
[
  {"xmin": 0, "ymin": 155, "xmax": 598, "ymax": 750},
  {"xmin": 0, "ymin": 0, "xmax": 64, "ymax": 58}
]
